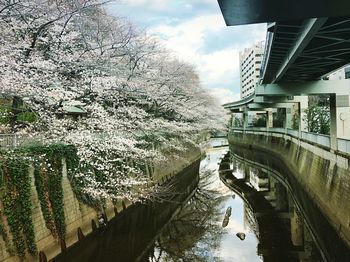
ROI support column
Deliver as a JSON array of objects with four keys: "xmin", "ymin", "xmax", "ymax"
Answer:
[
  {"xmin": 298, "ymin": 96, "xmax": 308, "ymax": 137},
  {"xmin": 266, "ymin": 109, "xmax": 273, "ymax": 129},
  {"xmin": 330, "ymin": 94, "xmax": 337, "ymax": 150},
  {"xmin": 242, "ymin": 111, "xmax": 248, "ymax": 132},
  {"xmin": 285, "ymin": 107, "xmax": 293, "ymax": 129}
]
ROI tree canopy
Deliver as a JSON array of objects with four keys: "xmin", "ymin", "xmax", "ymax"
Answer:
[{"xmin": 0, "ymin": 0, "xmax": 226, "ymax": 202}]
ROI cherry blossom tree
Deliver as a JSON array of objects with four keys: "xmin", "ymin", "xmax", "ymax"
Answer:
[{"xmin": 0, "ymin": 0, "xmax": 226, "ymax": 204}]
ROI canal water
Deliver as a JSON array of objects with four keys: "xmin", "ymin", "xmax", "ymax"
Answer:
[
  {"xmin": 144, "ymin": 138, "xmax": 326, "ymax": 261},
  {"xmin": 145, "ymin": 144, "xmax": 262, "ymax": 261},
  {"xmin": 55, "ymin": 138, "xmax": 349, "ymax": 261}
]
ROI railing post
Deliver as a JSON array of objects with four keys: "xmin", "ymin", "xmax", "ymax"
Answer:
[
  {"xmin": 243, "ymin": 111, "xmax": 248, "ymax": 134},
  {"xmin": 330, "ymin": 94, "xmax": 338, "ymax": 151}
]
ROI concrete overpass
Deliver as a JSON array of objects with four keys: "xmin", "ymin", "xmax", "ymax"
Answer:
[{"xmin": 218, "ymin": 0, "xmax": 350, "ymax": 152}]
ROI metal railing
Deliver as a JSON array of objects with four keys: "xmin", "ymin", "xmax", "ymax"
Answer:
[
  {"xmin": 300, "ymin": 131, "xmax": 331, "ymax": 148},
  {"xmin": 230, "ymin": 127, "xmax": 350, "ymax": 155},
  {"xmin": 338, "ymin": 138, "xmax": 350, "ymax": 154}
]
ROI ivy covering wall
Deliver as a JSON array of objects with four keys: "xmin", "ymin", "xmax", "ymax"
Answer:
[
  {"xmin": 0, "ymin": 144, "xmax": 79, "ymax": 259},
  {"xmin": 0, "ymin": 158, "xmax": 35, "ymax": 258}
]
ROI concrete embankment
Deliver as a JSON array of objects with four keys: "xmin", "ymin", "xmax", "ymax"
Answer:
[
  {"xmin": 52, "ymin": 159, "xmax": 201, "ymax": 262},
  {"xmin": 228, "ymin": 131, "xmax": 350, "ymax": 257},
  {"xmin": 0, "ymin": 146, "xmax": 201, "ymax": 262}
]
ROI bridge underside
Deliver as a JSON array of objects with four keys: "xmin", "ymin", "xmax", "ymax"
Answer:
[
  {"xmin": 219, "ymin": 0, "xmax": 350, "ymax": 150},
  {"xmin": 263, "ymin": 17, "xmax": 350, "ymax": 83},
  {"xmin": 218, "ymin": 0, "xmax": 350, "ymax": 26}
]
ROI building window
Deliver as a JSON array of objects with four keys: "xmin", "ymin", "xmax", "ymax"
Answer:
[{"xmin": 345, "ymin": 71, "xmax": 350, "ymax": 79}]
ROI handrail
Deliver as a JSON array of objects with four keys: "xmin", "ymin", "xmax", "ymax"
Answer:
[{"xmin": 230, "ymin": 127, "xmax": 350, "ymax": 155}]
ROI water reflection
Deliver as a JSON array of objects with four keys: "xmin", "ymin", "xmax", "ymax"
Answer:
[
  {"xmin": 147, "ymin": 139, "xmax": 325, "ymax": 261},
  {"xmin": 147, "ymin": 143, "xmax": 262, "ymax": 262},
  {"xmin": 148, "ymin": 169, "xmax": 224, "ymax": 261},
  {"xmin": 224, "ymin": 151, "xmax": 323, "ymax": 262}
]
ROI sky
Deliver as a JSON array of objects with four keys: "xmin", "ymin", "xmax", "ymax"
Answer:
[{"xmin": 106, "ymin": 0, "xmax": 266, "ymax": 105}]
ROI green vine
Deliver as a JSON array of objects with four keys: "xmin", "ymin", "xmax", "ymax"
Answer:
[
  {"xmin": 46, "ymin": 154, "xmax": 65, "ymax": 239},
  {"xmin": 1, "ymin": 158, "xmax": 36, "ymax": 258},
  {"xmin": 0, "ymin": 163, "xmax": 13, "ymax": 256},
  {"xmin": 31, "ymin": 145, "xmax": 68, "ymax": 239},
  {"xmin": 34, "ymin": 164, "xmax": 55, "ymax": 233},
  {"xmin": 0, "ymin": 144, "xmax": 79, "ymax": 258}
]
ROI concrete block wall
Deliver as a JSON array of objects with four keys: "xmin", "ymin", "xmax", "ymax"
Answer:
[{"xmin": 0, "ymin": 146, "xmax": 201, "ymax": 262}]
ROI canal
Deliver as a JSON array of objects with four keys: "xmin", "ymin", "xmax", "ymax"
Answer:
[
  {"xmin": 143, "ymin": 139, "xmax": 327, "ymax": 262},
  {"xmin": 55, "ymin": 138, "xmax": 350, "ymax": 261}
]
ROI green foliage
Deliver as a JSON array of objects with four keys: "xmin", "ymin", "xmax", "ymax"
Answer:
[
  {"xmin": 34, "ymin": 166, "xmax": 57, "ymax": 237},
  {"xmin": 231, "ymin": 114, "xmax": 243, "ymax": 128},
  {"xmin": 303, "ymin": 105, "xmax": 330, "ymax": 135},
  {"xmin": 47, "ymin": 162, "xmax": 65, "ymax": 239},
  {"xmin": 303, "ymin": 95, "xmax": 330, "ymax": 135},
  {"xmin": 17, "ymin": 112, "xmax": 37, "ymax": 123},
  {"xmin": 0, "ymin": 106, "xmax": 11, "ymax": 124},
  {"xmin": 30, "ymin": 144, "xmax": 70, "ymax": 239},
  {"xmin": 0, "ymin": 158, "xmax": 36, "ymax": 258},
  {"xmin": 253, "ymin": 115, "xmax": 267, "ymax": 127},
  {"xmin": 0, "ymin": 143, "xmax": 80, "ymax": 259},
  {"xmin": 292, "ymin": 111, "xmax": 299, "ymax": 130},
  {"xmin": 273, "ymin": 108, "xmax": 285, "ymax": 128}
]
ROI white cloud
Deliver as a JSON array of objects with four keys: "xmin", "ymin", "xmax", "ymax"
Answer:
[
  {"xmin": 148, "ymin": 14, "xmax": 265, "ymax": 94},
  {"xmin": 123, "ymin": 0, "xmax": 168, "ymax": 9},
  {"xmin": 150, "ymin": 14, "xmax": 223, "ymax": 56},
  {"xmin": 198, "ymin": 48, "xmax": 240, "ymax": 87},
  {"xmin": 209, "ymin": 88, "xmax": 240, "ymax": 105},
  {"xmin": 110, "ymin": 1, "xmax": 266, "ymax": 103}
]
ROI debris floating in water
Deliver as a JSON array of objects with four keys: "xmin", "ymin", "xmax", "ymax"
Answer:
[
  {"xmin": 225, "ymin": 206, "xmax": 232, "ymax": 217},
  {"xmin": 222, "ymin": 217, "xmax": 229, "ymax": 227},
  {"xmin": 232, "ymin": 194, "xmax": 235, "ymax": 199},
  {"xmin": 236, "ymin": 232, "xmax": 246, "ymax": 240},
  {"xmin": 222, "ymin": 206, "xmax": 232, "ymax": 227}
]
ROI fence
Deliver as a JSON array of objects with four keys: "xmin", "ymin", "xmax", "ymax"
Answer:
[
  {"xmin": 0, "ymin": 134, "xmax": 43, "ymax": 148},
  {"xmin": 230, "ymin": 127, "xmax": 350, "ymax": 155},
  {"xmin": 338, "ymin": 138, "xmax": 350, "ymax": 154}
]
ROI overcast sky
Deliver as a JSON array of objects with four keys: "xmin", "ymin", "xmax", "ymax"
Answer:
[{"xmin": 106, "ymin": 0, "xmax": 266, "ymax": 105}]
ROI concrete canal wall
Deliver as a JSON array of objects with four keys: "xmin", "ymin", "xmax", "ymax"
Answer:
[
  {"xmin": 228, "ymin": 131, "xmax": 350, "ymax": 249},
  {"xmin": 0, "ymin": 146, "xmax": 201, "ymax": 262}
]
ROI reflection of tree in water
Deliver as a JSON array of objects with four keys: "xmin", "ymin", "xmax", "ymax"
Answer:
[{"xmin": 147, "ymin": 169, "xmax": 226, "ymax": 262}]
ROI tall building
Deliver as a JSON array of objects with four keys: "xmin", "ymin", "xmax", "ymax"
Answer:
[
  {"xmin": 328, "ymin": 66, "xmax": 350, "ymax": 80},
  {"xmin": 239, "ymin": 42, "xmax": 264, "ymax": 99}
]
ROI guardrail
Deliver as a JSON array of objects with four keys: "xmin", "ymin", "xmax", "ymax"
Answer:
[
  {"xmin": 338, "ymin": 138, "xmax": 350, "ymax": 154},
  {"xmin": 230, "ymin": 127, "xmax": 350, "ymax": 155},
  {"xmin": 301, "ymin": 131, "xmax": 331, "ymax": 148},
  {"xmin": 0, "ymin": 134, "xmax": 43, "ymax": 148}
]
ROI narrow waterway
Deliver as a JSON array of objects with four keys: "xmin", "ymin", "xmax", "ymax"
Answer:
[
  {"xmin": 54, "ymin": 138, "xmax": 348, "ymax": 261},
  {"xmin": 145, "ymin": 138, "xmax": 325, "ymax": 261},
  {"xmin": 144, "ymin": 143, "xmax": 261, "ymax": 261}
]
